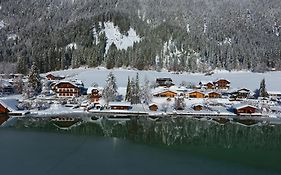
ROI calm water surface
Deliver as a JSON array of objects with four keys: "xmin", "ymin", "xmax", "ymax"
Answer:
[{"xmin": 0, "ymin": 129, "xmax": 278, "ymax": 175}]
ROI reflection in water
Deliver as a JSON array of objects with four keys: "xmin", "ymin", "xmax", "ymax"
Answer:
[
  {"xmin": 4, "ymin": 115, "xmax": 281, "ymax": 173},
  {"xmin": 0, "ymin": 114, "xmax": 9, "ymax": 125},
  {"xmin": 0, "ymin": 129, "xmax": 279, "ymax": 175}
]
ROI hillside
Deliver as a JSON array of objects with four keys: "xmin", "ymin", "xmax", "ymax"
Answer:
[{"xmin": 0, "ymin": 0, "xmax": 281, "ymax": 74}]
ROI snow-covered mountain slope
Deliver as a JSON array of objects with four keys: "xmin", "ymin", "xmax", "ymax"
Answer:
[
  {"xmin": 93, "ymin": 22, "xmax": 141, "ymax": 54},
  {"xmin": 0, "ymin": 20, "xmax": 5, "ymax": 29},
  {"xmin": 46, "ymin": 68, "xmax": 281, "ymax": 91}
]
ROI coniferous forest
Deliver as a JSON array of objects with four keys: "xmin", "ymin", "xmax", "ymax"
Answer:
[{"xmin": 0, "ymin": 0, "xmax": 281, "ymax": 74}]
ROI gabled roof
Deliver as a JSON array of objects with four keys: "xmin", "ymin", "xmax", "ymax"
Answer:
[
  {"xmin": 0, "ymin": 99, "xmax": 19, "ymax": 112},
  {"xmin": 0, "ymin": 80, "xmax": 13, "ymax": 87},
  {"xmin": 54, "ymin": 81, "xmax": 79, "ymax": 88},
  {"xmin": 187, "ymin": 90, "xmax": 205, "ymax": 94},
  {"xmin": 108, "ymin": 102, "xmax": 132, "ymax": 107},
  {"xmin": 214, "ymin": 78, "xmax": 230, "ymax": 83},
  {"xmin": 152, "ymin": 87, "xmax": 177, "ymax": 95},
  {"xmin": 149, "ymin": 103, "xmax": 158, "ymax": 107},
  {"xmin": 199, "ymin": 81, "xmax": 214, "ymax": 85},
  {"xmin": 86, "ymin": 87, "xmax": 102, "ymax": 94},
  {"xmin": 232, "ymin": 103, "xmax": 256, "ymax": 110}
]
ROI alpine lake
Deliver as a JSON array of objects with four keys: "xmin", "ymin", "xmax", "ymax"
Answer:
[{"xmin": 0, "ymin": 113, "xmax": 281, "ymax": 175}]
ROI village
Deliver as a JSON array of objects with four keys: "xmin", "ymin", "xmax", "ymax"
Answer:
[{"xmin": 1, "ymin": 70, "xmax": 281, "ymax": 126}]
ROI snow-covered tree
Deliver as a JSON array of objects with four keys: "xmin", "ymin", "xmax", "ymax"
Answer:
[
  {"xmin": 125, "ymin": 76, "xmax": 132, "ymax": 102},
  {"xmin": 28, "ymin": 63, "xmax": 42, "ymax": 94},
  {"xmin": 102, "ymin": 72, "xmax": 118, "ymax": 104},
  {"xmin": 259, "ymin": 78, "xmax": 268, "ymax": 98},
  {"xmin": 174, "ymin": 96, "xmax": 185, "ymax": 110},
  {"xmin": 13, "ymin": 77, "xmax": 24, "ymax": 94},
  {"xmin": 22, "ymin": 82, "xmax": 35, "ymax": 99},
  {"xmin": 130, "ymin": 73, "xmax": 141, "ymax": 104},
  {"xmin": 141, "ymin": 76, "xmax": 152, "ymax": 104}
]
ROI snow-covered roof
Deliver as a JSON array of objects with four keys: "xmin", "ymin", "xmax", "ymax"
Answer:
[
  {"xmin": 267, "ymin": 91, "xmax": 281, "ymax": 95},
  {"xmin": 0, "ymin": 99, "xmax": 19, "ymax": 112},
  {"xmin": 149, "ymin": 102, "xmax": 158, "ymax": 106},
  {"xmin": 186, "ymin": 90, "xmax": 205, "ymax": 94},
  {"xmin": 232, "ymin": 103, "xmax": 256, "ymax": 110},
  {"xmin": 86, "ymin": 87, "xmax": 101, "ymax": 94},
  {"xmin": 214, "ymin": 78, "xmax": 231, "ymax": 83},
  {"xmin": 199, "ymin": 81, "xmax": 213, "ymax": 85},
  {"xmin": 0, "ymin": 80, "xmax": 12, "ymax": 87},
  {"xmin": 108, "ymin": 102, "xmax": 132, "ymax": 107},
  {"xmin": 55, "ymin": 81, "xmax": 79, "ymax": 88},
  {"xmin": 152, "ymin": 87, "xmax": 177, "ymax": 95}
]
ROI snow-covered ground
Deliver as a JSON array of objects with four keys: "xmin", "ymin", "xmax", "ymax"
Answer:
[
  {"xmin": 93, "ymin": 22, "xmax": 141, "ymax": 54},
  {"xmin": 46, "ymin": 67, "xmax": 281, "ymax": 92}
]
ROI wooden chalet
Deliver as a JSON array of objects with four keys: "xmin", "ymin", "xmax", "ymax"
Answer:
[
  {"xmin": 153, "ymin": 89, "xmax": 177, "ymax": 98},
  {"xmin": 156, "ymin": 78, "xmax": 175, "ymax": 87},
  {"xmin": 53, "ymin": 81, "xmax": 80, "ymax": 97},
  {"xmin": 108, "ymin": 102, "xmax": 132, "ymax": 110},
  {"xmin": 149, "ymin": 103, "xmax": 158, "ymax": 111},
  {"xmin": 46, "ymin": 74, "xmax": 65, "ymax": 80},
  {"xmin": 187, "ymin": 91, "xmax": 205, "ymax": 98},
  {"xmin": 268, "ymin": 91, "xmax": 281, "ymax": 99},
  {"xmin": 192, "ymin": 104, "xmax": 204, "ymax": 111},
  {"xmin": 233, "ymin": 104, "xmax": 257, "ymax": 115},
  {"xmin": 214, "ymin": 79, "xmax": 230, "ymax": 89},
  {"xmin": 230, "ymin": 88, "xmax": 251, "ymax": 99},
  {"xmin": 206, "ymin": 91, "xmax": 221, "ymax": 98},
  {"xmin": 199, "ymin": 81, "xmax": 214, "ymax": 89},
  {"xmin": 87, "ymin": 87, "xmax": 102, "ymax": 103}
]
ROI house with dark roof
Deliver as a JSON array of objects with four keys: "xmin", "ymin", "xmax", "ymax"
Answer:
[{"xmin": 156, "ymin": 78, "xmax": 175, "ymax": 87}]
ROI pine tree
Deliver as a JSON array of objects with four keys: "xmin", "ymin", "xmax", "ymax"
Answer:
[
  {"xmin": 102, "ymin": 72, "xmax": 118, "ymax": 104},
  {"xmin": 28, "ymin": 62, "xmax": 42, "ymax": 95},
  {"xmin": 259, "ymin": 78, "xmax": 268, "ymax": 97},
  {"xmin": 125, "ymin": 76, "xmax": 132, "ymax": 102},
  {"xmin": 131, "ymin": 73, "xmax": 141, "ymax": 104},
  {"xmin": 141, "ymin": 76, "xmax": 152, "ymax": 104}
]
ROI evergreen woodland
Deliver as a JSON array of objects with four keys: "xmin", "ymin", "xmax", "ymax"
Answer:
[{"xmin": 0, "ymin": 0, "xmax": 281, "ymax": 74}]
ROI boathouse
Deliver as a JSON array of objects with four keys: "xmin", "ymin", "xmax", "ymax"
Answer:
[{"xmin": 108, "ymin": 102, "xmax": 132, "ymax": 110}]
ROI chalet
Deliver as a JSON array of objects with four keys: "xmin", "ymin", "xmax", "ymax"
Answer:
[
  {"xmin": 187, "ymin": 91, "xmax": 205, "ymax": 98},
  {"xmin": 206, "ymin": 91, "xmax": 221, "ymax": 98},
  {"xmin": 233, "ymin": 104, "xmax": 257, "ymax": 115},
  {"xmin": 108, "ymin": 102, "xmax": 132, "ymax": 110},
  {"xmin": 192, "ymin": 104, "xmax": 204, "ymax": 111},
  {"xmin": 46, "ymin": 74, "xmax": 65, "ymax": 80},
  {"xmin": 0, "ymin": 80, "xmax": 14, "ymax": 95},
  {"xmin": 87, "ymin": 87, "xmax": 102, "ymax": 103},
  {"xmin": 53, "ymin": 81, "xmax": 80, "ymax": 97},
  {"xmin": 230, "ymin": 88, "xmax": 251, "ymax": 99},
  {"xmin": 149, "ymin": 103, "xmax": 158, "ymax": 111},
  {"xmin": 156, "ymin": 78, "xmax": 175, "ymax": 87},
  {"xmin": 199, "ymin": 81, "xmax": 215, "ymax": 89},
  {"xmin": 267, "ymin": 91, "xmax": 281, "ymax": 99},
  {"xmin": 153, "ymin": 89, "xmax": 177, "ymax": 98},
  {"xmin": 214, "ymin": 78, "xmax": 230, "ymax": 89}
]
